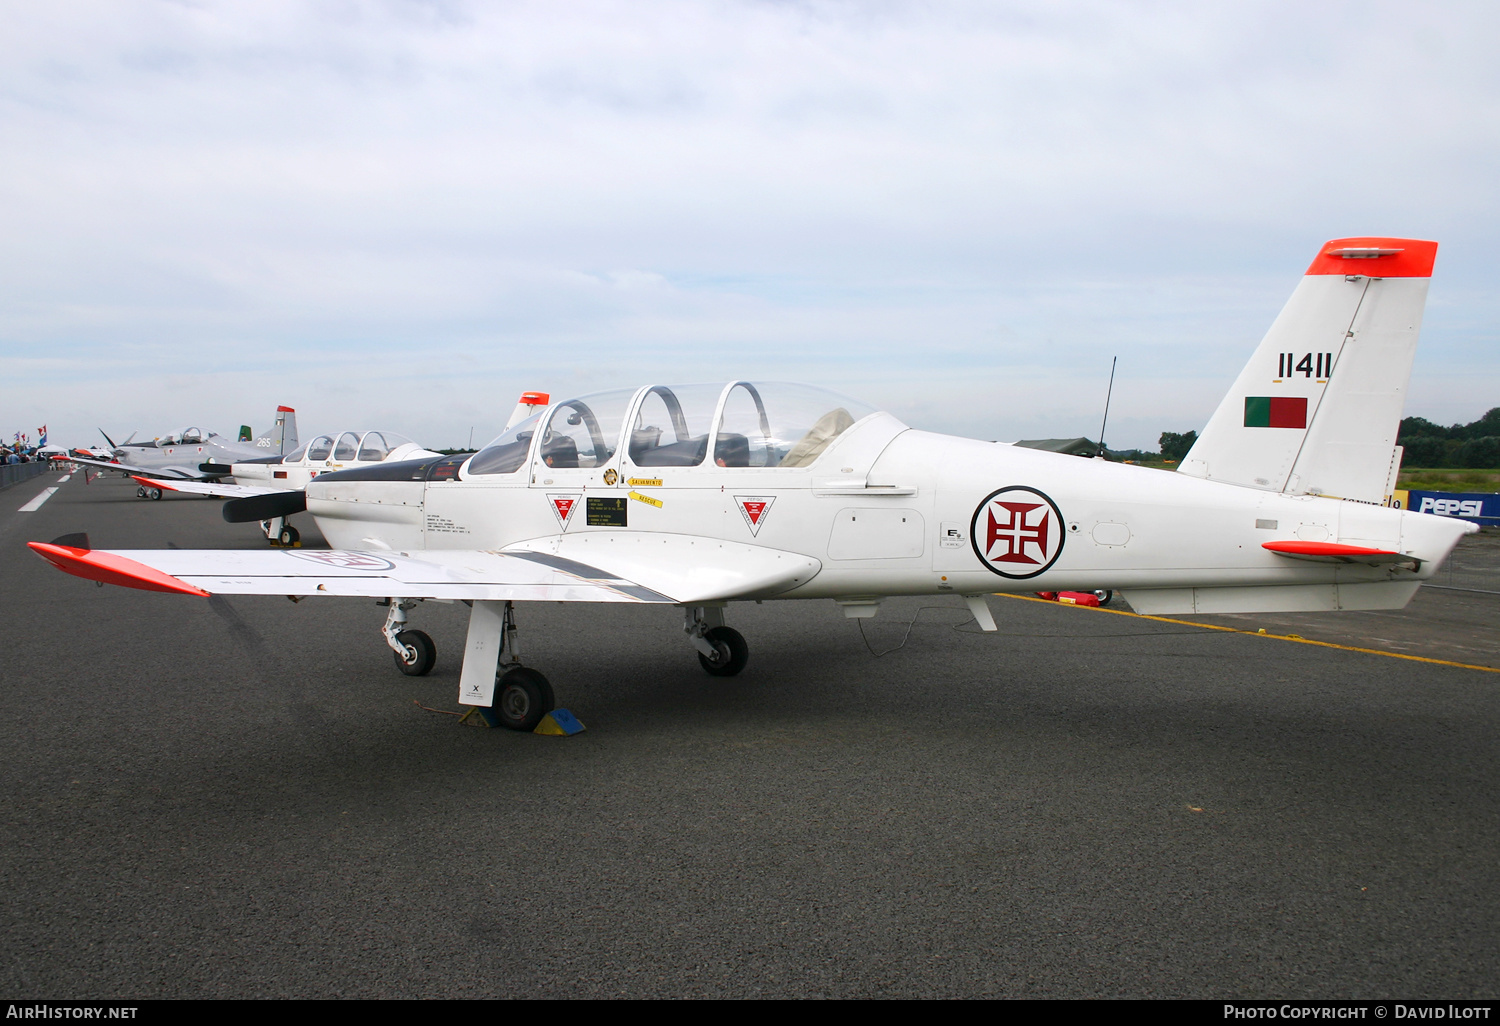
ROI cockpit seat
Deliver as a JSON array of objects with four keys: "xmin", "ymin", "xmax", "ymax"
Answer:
[
  {"xmin": 541, "ymin": 436, "xmax": 580, "ymax": 469},
  {"xmin": 634, "ymin": 435, "xmax": 709, "ymax": 467},
  {"xmin": 628, "ymin": 427, "xmax": 663, "ymax": 465},
  {"xmin": 713, "ymin": 433, "xmax": 750, "ymax": 468}
]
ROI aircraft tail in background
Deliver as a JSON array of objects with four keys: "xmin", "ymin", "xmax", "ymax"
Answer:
[
  {"xmin": 1178, "ymin": 238, "xmax": 1437, "ymax": 504},
  {"xmin": 253, "ymin": 406, "xmax": 298, "ymax": 455},
  {"xmin": 504, "ymin": 391, "xmax": 551, "ymax": 431}
]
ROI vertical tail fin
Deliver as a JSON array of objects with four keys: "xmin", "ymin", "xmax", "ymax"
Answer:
[
  {"xmin": 504, "ymin": 391, "xmax": 551, "ymax": 430},
  {"xmin": 255, "ymin": 406, "xmax": 299, "ymax": 455},
  {"xmin": 275, "ymin": 406, "xmax": 298, "ymax": 455},
  {"xmin": 1179, "ymin": 238, "xmax": 1437, "ymax": 503}
]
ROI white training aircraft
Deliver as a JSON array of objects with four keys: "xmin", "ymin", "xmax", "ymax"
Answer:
[
  {"xmin": 71, "ymin": 407, "xmax": 300, "ymax": 491},
  {"xmin": 30, "ymin": 238, "xmax": 1474, "ymax": 733},
  {"xmin": 130, "ymin": 396, "xmax": 552, "ymax": 545},
  {"xmin": 135, "ymin": 428, "xmax": 450, "ymax": 547}
]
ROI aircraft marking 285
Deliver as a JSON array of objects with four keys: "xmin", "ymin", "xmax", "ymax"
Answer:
[{"xmin": 30, "ymin": 238, "xmax": 1474, "ymax": 733}]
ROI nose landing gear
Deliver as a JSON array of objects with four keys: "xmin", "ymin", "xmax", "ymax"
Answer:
[
  {"xmin": 382, "ymin": 598, "xmax": 436, "ymax": 676},
  {"xmin": 684, "ymin": 606, "xmax": 749, "ymax": 677}
]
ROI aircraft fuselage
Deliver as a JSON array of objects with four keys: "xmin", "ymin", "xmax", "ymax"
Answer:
[{"xmin": 305, "ymin": 411, "xmax": 1469, "ymax": 616}]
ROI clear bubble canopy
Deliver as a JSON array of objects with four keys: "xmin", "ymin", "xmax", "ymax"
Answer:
[{"xmin": 467, "ymin": 382, "xmax": 879, "ymax": 476}]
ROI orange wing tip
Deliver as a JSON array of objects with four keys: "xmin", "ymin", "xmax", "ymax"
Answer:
[
  {"xmin": 519, "ymin": 391, "xmax": 550, "ymax": 405},
  {"xmin": 130, "ymin": 475, "xmax": 180, "ymax": 491},
  {"xmin": 27, "ymin": 542, "xmax": 212, "ymax": 597},
  {"xmin": 276, "ymin": 405, "xmax": 296, "ymax": 412},
  {"xmin": 1305, "ymin": 237, "xmax": 1437, "ymax": 278}
]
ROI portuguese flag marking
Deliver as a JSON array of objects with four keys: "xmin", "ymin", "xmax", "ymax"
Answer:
[{"xmin": 1244, "ymin": 396, "xmax": 1307, "ymax": 429}]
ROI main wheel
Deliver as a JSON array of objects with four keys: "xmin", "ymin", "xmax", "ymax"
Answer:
[
  {"xmin": 494, "ymin": 666, "xmax": 555, "ymax": 731},
  {"xmin": 392, "ymin": 629, "xmax": 436, "ymax": 676},
  {"xmin": 697, "ymin": 625, "xmax": 749, "ymax": 677},
  {"xmin": 278, "ymin": 524, "xmax": 300, "ymax": 547},
  {"xmin": 136, "ymin": 486, "xmax": 146, "ymax": 498},
  {"xmin": 149, "ymin": 487, "xmax": 163, "ymax": 500},
  {"xmin": 1093, "ymin": 590, "xmax": 1114, "ymax": 606}
]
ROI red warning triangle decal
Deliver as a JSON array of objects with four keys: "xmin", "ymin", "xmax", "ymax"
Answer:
[
  {"xmin": 548, "ymin": 493, "xmax": 580, "ymax": 528},
  {"xmin": 735, "ymin": 495, "xmax": 776, "ymax": 536}
]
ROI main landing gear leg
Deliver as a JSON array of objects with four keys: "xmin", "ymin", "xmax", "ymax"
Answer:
[
  {"xmin": 383, "ymin": 598, "xmax": 435, "ymax": 676},
  {"xmin": 457, "ymin": 601, "xmax": 555, "ymax": 731},
  {"xmin": 685, "ymin": 605, "xmax": 748, "ymax": 677}
]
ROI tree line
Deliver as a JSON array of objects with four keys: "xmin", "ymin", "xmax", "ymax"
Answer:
[
  {"xmin": 1397, "ymin": 408, "xmax": 1500, "ymax": 468},
  {"xmin": 1147, "ymin": 409, "xmax": 1500, "ymax": 468}
]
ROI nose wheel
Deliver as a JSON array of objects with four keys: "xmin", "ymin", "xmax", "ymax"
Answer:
[
  {"xmin": 382, "ymin": 599, "xmax": 437, "ymax": 677},
  {"xmin": 392, "ymin": 629, "xmax": 436, "ymax": 676},
  {"xmin": 685, "ymin": 606, "xmax": 749, "ymax": 677},
  {"xmin": 697, "ymin": 626, "xmax": 748, "ymax": 677}
]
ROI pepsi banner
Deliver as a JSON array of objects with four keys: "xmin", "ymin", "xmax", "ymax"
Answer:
[{"xmin": 1392, "ymin": 489, "xmax": 1500, "ymax": 527}]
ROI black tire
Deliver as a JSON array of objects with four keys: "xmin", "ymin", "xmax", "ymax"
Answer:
[
  {"xmin": 278, "ymin": 524, "xmax": 300, "ymax": 547},
  {"xmin": 697, "ymin": 625, "xmax": 749, "ymax": 677},
  {"xmin": 392, "ymin": 629, "xmax": 436, "ymax": 676},
  {"xmin": 149, "ymin": 488, "xmax": 163, "ymax": 501},
  {"xmin": 1093, "ymin": 590, "xmax": 1114, "ymax": 606},
  {"xmin": 494, "ymin": 666, "xmax": 555, "ymax": 731},
  {"xmin": 135, "ymin": 486, "xmax": 146, "ymax": 498}
]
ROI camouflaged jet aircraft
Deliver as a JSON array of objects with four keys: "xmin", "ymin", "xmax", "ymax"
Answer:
[{"xmin": 31, "ymin": 239, "xmax": 1473, "ymax": 734}]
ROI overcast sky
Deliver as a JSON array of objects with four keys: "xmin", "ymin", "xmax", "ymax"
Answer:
[{"xmin": 3, "ymin": 0, "xmax": 1498, "ymax": 450}]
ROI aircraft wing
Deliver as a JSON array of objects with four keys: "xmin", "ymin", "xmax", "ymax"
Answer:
[
  {"xmin": 68, "ymin": 455, "xmax": 215, "ymax": 481},
  {"xmin": 133, "ymin": 476, "xmax": 279, "ymax": 500},
  {"xmin": 28, "ymin": 533, "xmax": 821, "ymax": 605}
]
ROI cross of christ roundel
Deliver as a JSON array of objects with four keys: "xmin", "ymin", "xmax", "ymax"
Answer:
[{"xmin": 970, "ymin": 486, "xmax": 1065, "ymax": 579}]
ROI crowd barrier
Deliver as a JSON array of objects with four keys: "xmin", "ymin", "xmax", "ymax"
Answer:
[{"xmin": 0, "ymin": 461, "xmax": 49, "ymax": 491}]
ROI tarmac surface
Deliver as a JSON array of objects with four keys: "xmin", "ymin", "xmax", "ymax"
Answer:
[{"xmin": 3, "ymin": 470, "xmax": 1498, "ymax": 999}]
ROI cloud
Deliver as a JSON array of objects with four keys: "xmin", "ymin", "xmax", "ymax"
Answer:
[{"xmin": 3, "ymin": 0, "xmax": 1498, "ymax": 447}]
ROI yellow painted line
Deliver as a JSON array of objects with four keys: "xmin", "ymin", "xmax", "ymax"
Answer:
[
  {"xmin": 993, "ymin": 592, "xmax": 1500, "ymax": 674},
  {"xmin": 628, "ymin": 490, "xmax": 663, "ymax": 509}
]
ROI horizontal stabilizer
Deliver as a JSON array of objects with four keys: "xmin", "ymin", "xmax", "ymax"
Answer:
[{"xmin": 1262, "ymin": 540, "xmax": 1419, "ymax": 569}]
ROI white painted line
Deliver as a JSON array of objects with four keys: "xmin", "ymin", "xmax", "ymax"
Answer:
[
  {"xmin": 56, "ymin": 474, "xmax": 71, "ymax": 483},
  {"xmin": 19, "ymin": 488, "xmax": 58, "ymax": 512}
]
